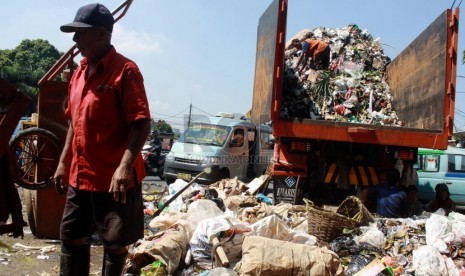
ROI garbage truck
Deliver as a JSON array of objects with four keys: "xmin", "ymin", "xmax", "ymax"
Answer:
[{"xmin": 250, "ymin": 0, "xmax": 459, "ymax": 205}]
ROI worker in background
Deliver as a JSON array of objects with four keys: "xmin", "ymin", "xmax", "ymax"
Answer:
[
  {"xmin": 290, "ymin": 33, "xmax": 331, "ymax": 75},
  {"xmin": 377, "ymin": 169, "xmax": 407, "ymax": 218},
  {"xmin": 398, "ymin": 159, "xmax": 419, "ymax": 188},
  {"xmin": 406, "ymin": 185, "xmax": 424, "ymax": 217},
  {"xmin": 424, "ymin": 183, "xmax": 456, "ymax": 215},
  {"xmin": 52, "ymin": 3, "xmax": 151, "ymax": 275}
]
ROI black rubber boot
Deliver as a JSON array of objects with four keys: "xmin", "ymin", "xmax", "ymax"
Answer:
[
  {"xmin": 102, "ymin": 250, "xmax": 128, "ymax": 276},
  {"xmin": 60, "ymin": 243, "xmax": 90, "ymax": 276}
]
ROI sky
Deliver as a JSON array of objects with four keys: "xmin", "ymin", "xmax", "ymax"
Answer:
[{"xmin": 1, "ymin": 0, "xmax": 465, "ymax": 133}]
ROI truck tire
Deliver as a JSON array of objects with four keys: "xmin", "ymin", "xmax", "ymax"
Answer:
[{"xmin": 216, "ymin": 169, "xmax": 230, "ymax": 182}]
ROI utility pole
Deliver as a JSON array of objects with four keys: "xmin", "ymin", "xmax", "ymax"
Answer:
[{"xmin": 187, "ymin": 103, "xmax": 192, "ymax": 127}]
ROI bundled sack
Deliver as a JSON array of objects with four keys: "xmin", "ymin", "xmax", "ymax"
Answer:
[
  {"xmin": 240, "ymin": 236, "xmax": 343, "ymax": 276},
  {"xmin": 129, "ymin": 224, "xmax": 189, "ymax": 274}
]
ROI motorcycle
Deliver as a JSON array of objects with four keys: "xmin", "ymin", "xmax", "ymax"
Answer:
[{"xmin": 141, "ymin": 144, "xmax": 166, "ymax": 180}]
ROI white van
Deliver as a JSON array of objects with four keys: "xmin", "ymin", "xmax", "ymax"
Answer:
[
  {"xmin": 163, "ymin": 114, "xmax": 274, "ymax": 184},
  {"xmin": 416, "ymin": 146, "xmax": 465, "ymax": 209}
]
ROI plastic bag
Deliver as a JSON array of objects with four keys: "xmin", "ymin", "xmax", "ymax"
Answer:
[
  {"xmin": 148, "ymin": 210, "xmax": 187, "ymax": 233},
  {"xmin": 187, "ymin": 199, "xmax": 224, "ymax": 229},
  {"xmin": 189, "ymin": 215, "xmax": 251, "ymax": 269},
  {"xmin": 199, "ymin": 267, "xmax": 238, "ymax": 276},
  {"xmin": 412, "ymin": 245, "xmax": 447, "ymax": 276},
  {"xmin": 341, "ymin": 254, "xmax": 374, "ymax": 276},
  {"xmin": 250, "ymin": 214, "xmax": 317, "ymax": 245},
  {"xmin": 425, "ymin": 214, "xmax": 454, "ymax": 253},
  {"xmin": 354, "ymin": 227, "xmax": 386, "ymax": 250},
  {"xmin": 340, "ymin": 61, "xmax": 363, "ymax": 79},
  {"xmin": 448, "ymin": 212, "xmax": 465, "ymax": 244},
  {"xmin": 164, "ymin": 179, "xmax": 194, "ymax": 211}
]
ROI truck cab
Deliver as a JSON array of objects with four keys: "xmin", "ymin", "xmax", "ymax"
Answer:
[{"xmin": 163, "ymin": 113, "xmax": 273, "ymax": 184}]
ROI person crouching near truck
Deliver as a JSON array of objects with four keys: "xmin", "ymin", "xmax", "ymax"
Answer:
[
  {"xmin": 424, "ymin": 183, "xmax": 456, "ymax": 215},
  {"xmin": 376, "ymin": 169, "xmax": 408, "ymax": 218},
  {"xmin": 290, "ymin": 33, "xmax": 331, "ymax": 76},
  {"xmin": 52, "ymin": 3, "xmax": 151, "ymax": 275}
]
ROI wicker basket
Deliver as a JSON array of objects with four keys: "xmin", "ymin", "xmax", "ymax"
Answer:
[
  {"xmin": 336, "ymin": 196, "xmax": 374, "ymax": 226},
  {"xmin": 305, "ymin": 199, "xmax": 358, "ymax": 242}
]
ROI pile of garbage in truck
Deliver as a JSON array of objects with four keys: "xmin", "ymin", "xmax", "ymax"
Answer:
[
  {"xmin": 281, "ymin": 24, "xmax": 404, "ymax": 127},
  {"xmin": 124, "ymin": 175, "xmax": 465, "ymax": 276}
]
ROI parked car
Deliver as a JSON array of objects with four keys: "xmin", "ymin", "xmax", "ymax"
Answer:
[
  {"xmin": 416, "ymin": 146, "xmax": 465, "ymax": 210},
  {"xmin": 163, "ymin": 113, "xmax": 274, "ymax": 185}
]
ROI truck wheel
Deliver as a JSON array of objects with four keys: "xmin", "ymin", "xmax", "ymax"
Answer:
[
  {"xmin": 166, "ymin": 177, "xmax": 175, "ymax": 185},
  {"xmin": 216, "ymin": 169, "xmax": 230, "ymax": 182}
]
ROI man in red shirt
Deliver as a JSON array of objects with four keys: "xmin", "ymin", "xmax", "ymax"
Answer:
[
  {"xmin": 53, "ymin": 3, "xmax": 151, "ymax": 275},
  {"xmin": 291, "ymin": 35, "xmax": 331, "ymax": 75}
]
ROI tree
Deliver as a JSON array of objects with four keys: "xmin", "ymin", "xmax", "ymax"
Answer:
[
  {"xmin": 0, "ymin": 39, "xmax": 63, "ymax": 115},
  {"xmin": 152, "ymin": 119, "xmax": 173, "ymax": 133}
]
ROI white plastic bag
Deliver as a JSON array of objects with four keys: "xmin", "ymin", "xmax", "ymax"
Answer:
[
  {"xmin": 354, "ymin": 226, "xmax": 386, "ymax": 250},
  {"xmin": 250, "ymin": 214, "xmax": 317, "ymax": 245},
  {"xmin": 186, "ymin": 199, "xmax": 224, "ymax": 229},
  {"xmin": 189, "ymin": 214, "xmax": 251, "ymax": 269},
  {"xmin": 425, "ymin": 214, "xmax": 454, "ymax": 253},
  {"xmin": 412, "ymin": 245, "xmax": 447, "ymax": 276},
  {"xmin": 164, "ymin": 179, "xmax": 194, "ymax": 211},
  {"xmin": 149, "ymin": 210, "xmax": 187, "ymax": 233}
]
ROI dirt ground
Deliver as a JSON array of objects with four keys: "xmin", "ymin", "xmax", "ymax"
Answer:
[
  {"xmin": 0, "ymin": 230, "xmax": 104, "ymax": 276},
  {"xmin": 0, "ymin": 178, "xmax": 164, "ymax": 276},
  {"xmin": 0, "ymin": 191, "xmax": 104, "ymax": 276}
]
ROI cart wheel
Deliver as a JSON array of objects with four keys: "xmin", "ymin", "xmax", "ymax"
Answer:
[
  {"xmin": 9, "ymin": 127, "xmax": 62, "ymax": 190},
  {"xmin": 23, "ymin": 189, "xmax": 37, "ymax": 236}
]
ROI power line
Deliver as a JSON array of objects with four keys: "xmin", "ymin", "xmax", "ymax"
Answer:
[
  {"xmin": 192, "ymin": 105, "xmax": 215, "ymax": 117},
  {"xmin": 150, "ymin": 106, "xmax": 190, "ymax": 120},
  {"xmin": 452, "ymin": 0, "xmax": 457, "ymax": 8}
]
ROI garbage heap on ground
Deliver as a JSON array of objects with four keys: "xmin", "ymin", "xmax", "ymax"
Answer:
[
  {"xmin": 282, "ymin": 24, "xmax": 404, "ymax": 127},
  {"xmin": 126, "ymin": 176, "xmax": 465, "ymax": 276}
]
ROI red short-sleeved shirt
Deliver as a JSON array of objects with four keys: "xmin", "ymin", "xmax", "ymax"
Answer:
[{"xmin": 65, "ymin": 46, "xmax": 151, "ymax": 191}]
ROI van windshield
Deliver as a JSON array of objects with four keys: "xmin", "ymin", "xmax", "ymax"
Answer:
[{"xmin": 179, "ymin": 123, "xmax": 231, "ymax": 147}]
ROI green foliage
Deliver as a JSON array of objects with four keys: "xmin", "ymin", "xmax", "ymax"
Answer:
[
  {"xmin": 0, "ymin": 39, "xmax": 63, "ymax": 115},
  {"xmin": 152, "ymin": 119, "xmax": 173, "ymax": 134}
]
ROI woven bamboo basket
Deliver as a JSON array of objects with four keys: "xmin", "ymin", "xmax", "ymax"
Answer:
[
  {"xmin": 305, "ymin": 199, "xmax": 358, "ymax": 242},
  {"xmin": 336, "ymin": 196, "xmax": 374, "ymax": 226}
]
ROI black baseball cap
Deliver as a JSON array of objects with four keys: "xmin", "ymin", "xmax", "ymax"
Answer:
[{"xmin": 60, "ymin": 3, "xmax": 114, "ymax": 33}]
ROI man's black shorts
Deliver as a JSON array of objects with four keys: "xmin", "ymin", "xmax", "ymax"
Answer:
[{"xmin": 60, "ymin": 184, "xmax": 144, "ymax": 248}]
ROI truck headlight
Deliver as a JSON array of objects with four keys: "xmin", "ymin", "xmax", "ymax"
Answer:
[
  {"xmin": 202, "ymin": 156, "xmax": 221, "ymax": 165},
  {"xmin": 166, "ymin": 152, "xmax": 174, "ymax": 162}
]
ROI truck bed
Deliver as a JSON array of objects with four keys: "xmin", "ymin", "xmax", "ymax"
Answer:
[{"xmin": 251, "ymin": 0, "xmax": 459, "ymax": 150}]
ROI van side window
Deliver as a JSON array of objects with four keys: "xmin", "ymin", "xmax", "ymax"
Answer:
[
  {"xmin": 420, "ymin": 154, "xmax": 439, "ymax": 172},
  {"xmin": 230, "ymin": 129, "xmax": 244, "ymax": 147},
  {"xmin": 447, "ymin": 154, "xmax": 465, "ymax": 173},
  {"xmin": 260, "ymin": 132, "xmax": 270, "ymax": 148}
]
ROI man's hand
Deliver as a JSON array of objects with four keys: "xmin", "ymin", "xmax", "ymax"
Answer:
[
  {"xmin": 109, "ymin": 165, "xmax": 132, "ymax": 203},
  {"xmin": 53, "ymin": 163, "xmax": 68, "ymax": 195}
]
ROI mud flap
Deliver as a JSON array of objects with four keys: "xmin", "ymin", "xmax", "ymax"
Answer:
[{"xmin": 273, "ymin": 176, "xmax": 304, "ymax": 205}]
